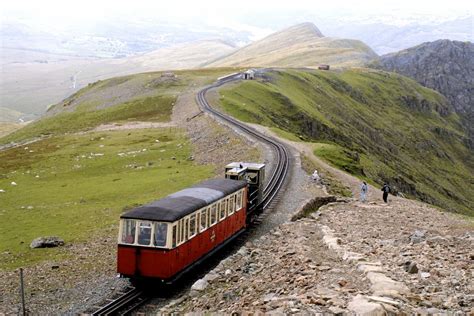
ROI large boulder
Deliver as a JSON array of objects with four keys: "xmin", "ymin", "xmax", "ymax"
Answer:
[
  {"xmin": 30, "ymin": 236, "xmax": 65, "ymax": 249},
  {"xmin": 191, "ymin": 279, "xmax": 208, "ymax": 291}
]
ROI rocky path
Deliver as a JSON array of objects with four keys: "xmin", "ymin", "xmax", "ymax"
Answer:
[{"xmin": 149, "ymin": 123, "xmax": 473, "ymax": 315}]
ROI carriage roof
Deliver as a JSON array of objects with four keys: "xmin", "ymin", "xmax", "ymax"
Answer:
[{"xmin": 121, "ymin": 179, "xmax": 247, "ymax": 222}]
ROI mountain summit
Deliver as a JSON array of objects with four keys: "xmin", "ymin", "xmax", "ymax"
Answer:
[
  {"xmin": 205, "ymin": 22, "xmax": 377, "ymax": 68},
  {"xmin": 264, "ymin": 22, "xmax": 324, "ymax": 41}
]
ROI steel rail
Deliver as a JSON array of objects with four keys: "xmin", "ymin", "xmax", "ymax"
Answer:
[
  {"xmin": 196, "ymin": 74, "xmax": 290, "ymax": 211},
  {"xmin": 91, "ymin": 288, "xmax": 146, "ymax": 316}
]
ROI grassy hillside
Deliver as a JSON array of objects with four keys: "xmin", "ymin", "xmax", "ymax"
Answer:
[
  {"xmin": 1, "ymin": 68, "xmax": 233, "ymax": 145},
  {"xmin": 217, "ymin": 68, "xmax": 473, "ymax": 215},
  {"xmin": 205, "ymin": 23, "xmax": 377, "ymax": 69},
  {"xmin": 0, "ymin": 68, "xmax": 234, "ymax": 269},
  {"xmin": 0, "ymin": 129, "xmax": 212, "ymax": 269}
]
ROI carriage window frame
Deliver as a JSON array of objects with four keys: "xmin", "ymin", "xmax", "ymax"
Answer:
[
  {"xmin": 219, "ymin": 200, "xmax": 226, "ymax": 220},
  {"xmin": 137, "ymin": 221, "xmax": 152, "ymax": 246},
  {"xmin": 225, "ymin": 197, "xmax": 234, "ymax": 216},
  {"xmin": 229, "ymin": 194, "xmax": 235, "ymax": 214},
  {"xmin": 184, "ymin": 217, "xmax": 189, "ymax": 241},
  {"xmin": 178, "ymin": 220, "xmax": 183, "ymax": 245},
  {"xmin": 200, "ymin": 209, "xmax": 207, "ymax": 232},
  {"xmin": 236, "ymin": 190, "xmax": 243, "ymax": 210},
  {"xmin": 172, "ymin": 224, "xmax": 177, "ymax": 248},
  {"xmin": 189, "ymin": 214, "xmax": 197, "ymax": 238},
  {"xmin": 153, "ymin": 222, "xmax": 168, "ymax": 248},
  {"xmin": 210, "ymin": 204, "xmax": 217, "ymax": 226},
  {"xmin": 121, "ymin": 219, "xmax": 137, "ymax": 244}
]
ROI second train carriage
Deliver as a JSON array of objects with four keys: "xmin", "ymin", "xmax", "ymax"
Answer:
[{"xmin": 117, "ymin": 162, "xmax": 265, "ymax": 283}]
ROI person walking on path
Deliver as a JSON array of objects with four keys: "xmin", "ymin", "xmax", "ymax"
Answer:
[
  {"xmin": 381, "ymin": 183, "xmax": 391, "ymax": 203},
  {"xmin": 360, "ymin": 181, "xmax": 368, "ymax": 202},
  {"xmin": 312, "ymin": 170, "xmax": 320, "ymax": 183}
]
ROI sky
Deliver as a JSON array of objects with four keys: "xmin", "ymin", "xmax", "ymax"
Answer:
[{"xmin": 2, "ymin": 0, "xmax": 472, "ymax": 26}]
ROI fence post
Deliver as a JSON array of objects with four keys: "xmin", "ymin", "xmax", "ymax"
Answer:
[{"xmin": 19, "ymin": 268, "xmax": 26, "ymax": 316}]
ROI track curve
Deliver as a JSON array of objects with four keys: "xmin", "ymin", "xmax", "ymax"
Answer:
[
  {"xmin": 89, "ymin": 74, "xmax": 291, "ymax": 315},
  {"xmin": 196, "ymin": 74, "xmax": 290, "ymax": 211}
]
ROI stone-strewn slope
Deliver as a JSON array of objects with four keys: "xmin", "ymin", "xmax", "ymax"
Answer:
[{"xmin": 155, "ymin": 195, "xmax": 473, "ymax": 314}]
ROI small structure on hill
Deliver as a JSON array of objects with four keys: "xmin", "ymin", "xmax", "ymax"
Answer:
[
  {"xmin": 243, "ymin": 69, "xmax": 255, "ymax": 80},
  {"xmin": 318, "ymin": 64, "xmax": 330, "ymax": 70},
  {"xmin": 161, "ymin": 72, "xmax": 177, "ymax": 78}
]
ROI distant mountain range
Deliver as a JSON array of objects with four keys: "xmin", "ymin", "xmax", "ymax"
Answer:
[
  {"xmin": 321, "ymin": 16, "xmax": 473, "ymax": 55},
  {"xmin": 1, "ymin": 17, "xmax": 472, "ymax": 122}
]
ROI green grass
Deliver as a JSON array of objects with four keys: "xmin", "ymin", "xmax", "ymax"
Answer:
[
  {"xmin": 217, "ymin": 68, "xmax": 474, "ymax": 215},
  {"xmin": 1, "ymin": 68, "xmax": 239, "ymax": 145},
  {"xmin": 1, "ymin": 95, "xmax": 175, "ymax": 144},
  {"xmin": 313, "ymin": 143, "xmax": 364, "ymax": 177},
  {"xmin": 0, "ymin": 128, "xmax": 213, "ymax": 270},
  {"xmin": 0, "ymin": 68, "xmax": 244, "ymax": 270},
  {"xmin": 300, "ymin": 152, "xmax": 352, "ymax": 197}
]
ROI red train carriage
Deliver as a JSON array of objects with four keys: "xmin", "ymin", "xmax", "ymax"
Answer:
[
  {"xmin": 117, "ymin": 162, "xmax": 265, "ymax": 283},
  {"xmin": 117, "ymin": 179, "xmax": 249, "ymax": 282}
]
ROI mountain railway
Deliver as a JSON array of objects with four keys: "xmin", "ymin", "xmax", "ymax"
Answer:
[{"xmin": 89, "ymin": 72, "xmax": 290, "ymax": 315}]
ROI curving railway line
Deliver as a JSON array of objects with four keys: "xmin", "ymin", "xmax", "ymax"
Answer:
[
  {"xmin": 89, "ymin": 73, "xmax": 291, "ymax": 315},
  {"xmin": 197, "ymin": 74, "xmax": 291, "ymax": 211}
]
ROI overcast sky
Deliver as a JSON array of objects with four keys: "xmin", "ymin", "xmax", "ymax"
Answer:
[{"xmin": 3, "ymin": 0, "xmax": 472, "ymax": 25}]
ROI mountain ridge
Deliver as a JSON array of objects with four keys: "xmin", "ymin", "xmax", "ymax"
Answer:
[
  {"xmin": 373, "ymin": 39, "xmax": 474, "ymax": 145},
  {"xmin": 205, "ymin": 22, "xmax": 377, "ymax": 68}
]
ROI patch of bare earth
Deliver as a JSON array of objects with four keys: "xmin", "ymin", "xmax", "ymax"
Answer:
[
  {"xmin": 172, "ymin": 89, "xmax": 263, "ymax": 174},
  {"xmin": 92, "ymin": 121, "xmax": 177, "ymax": 132}
]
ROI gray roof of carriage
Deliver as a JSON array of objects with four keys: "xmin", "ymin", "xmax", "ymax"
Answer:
[{"xmin": 120, "ymin": 179, "xmax": 246, "ymax": 222}]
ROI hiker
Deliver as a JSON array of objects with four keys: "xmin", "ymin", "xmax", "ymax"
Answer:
[
  {"xmin": 360, "ymin": 181, "xmax": 368, "ymax": 202},
  {"xmin": 381, "ymin": 183, "xmax": 391, "ymax": 203},
  {"xmin": 312, "ymin": 170, "xmax": 320, "ymax": 183}
]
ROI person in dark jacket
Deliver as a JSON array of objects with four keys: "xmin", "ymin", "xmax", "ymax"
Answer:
[{"xmin": 381, "ymin": 183, "xmax": 391, "ymax": 203}]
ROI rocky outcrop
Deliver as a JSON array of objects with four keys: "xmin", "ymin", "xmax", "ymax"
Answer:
[
  {"xmin": 376, "ymin": 40, "xmax": 473, "ymax": 115},
  {"xmin": 30, "ymin": 236, "xmax": 65, "ymax": 248},
  {"xmin": 375, "ymin": 39, "xmax": 474, "ymax": 140}
]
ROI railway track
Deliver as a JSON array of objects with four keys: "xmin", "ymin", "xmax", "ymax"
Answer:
[
  {"xmin": 89, "ymin": 73, "xmax": 290, "ymax": 315},
  {"xmin": 90, "ymin": 287, "xmax": 147, "ymax": 316},
  {"xmin": 196, "ymin": 74, "xmax": 291, "ymax": 211}
]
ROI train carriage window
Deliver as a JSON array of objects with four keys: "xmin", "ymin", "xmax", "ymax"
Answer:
[
  {"xmin": 229, "ymin": 195, "xmax": 235, "ymax": 213},
  {"xmin": 137, "ymin": 221, "xmax": 152, "ymax": 246},
  {"xmin": 178, "ymin": 220, "xmax": 183, "ymax": 244},
  {"xmin": 121, "ymin": 219, "xmax": 136, "ymax": 244},
  {"xmin": 225, "ymin": 198, "xmax": 233, "ymax": 215},
  {"xmin": 172, "ymin": 225, "xmax": 177, "ymax": 248},
  {"xmin": 219, "ymin": 200, "xmax": 226, "ymax": 220},
  {"xmin": 200, "ymin": 210, "xmax": 207, "ymax": 232},
  {"xmin": 154, "ymin": 222, "xmax": 168, "ymax": 247},
  {"xmin": 184, "ymin": 218, "xmax": 189, "ymax": 241},
  {"xmin": 210, "ymin": 204, "xmax": 217, "ymax": 226},
  {"xmin": 237, "ymin": 191, "xmax": 243, "ymax": 210},
  {"xmin": 189, "ymin": 214, "xmax": 197, "ymax": 238},
  {"xmin": 196, "ymin": 214, "xmax": 200, "ymax": 233}
]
